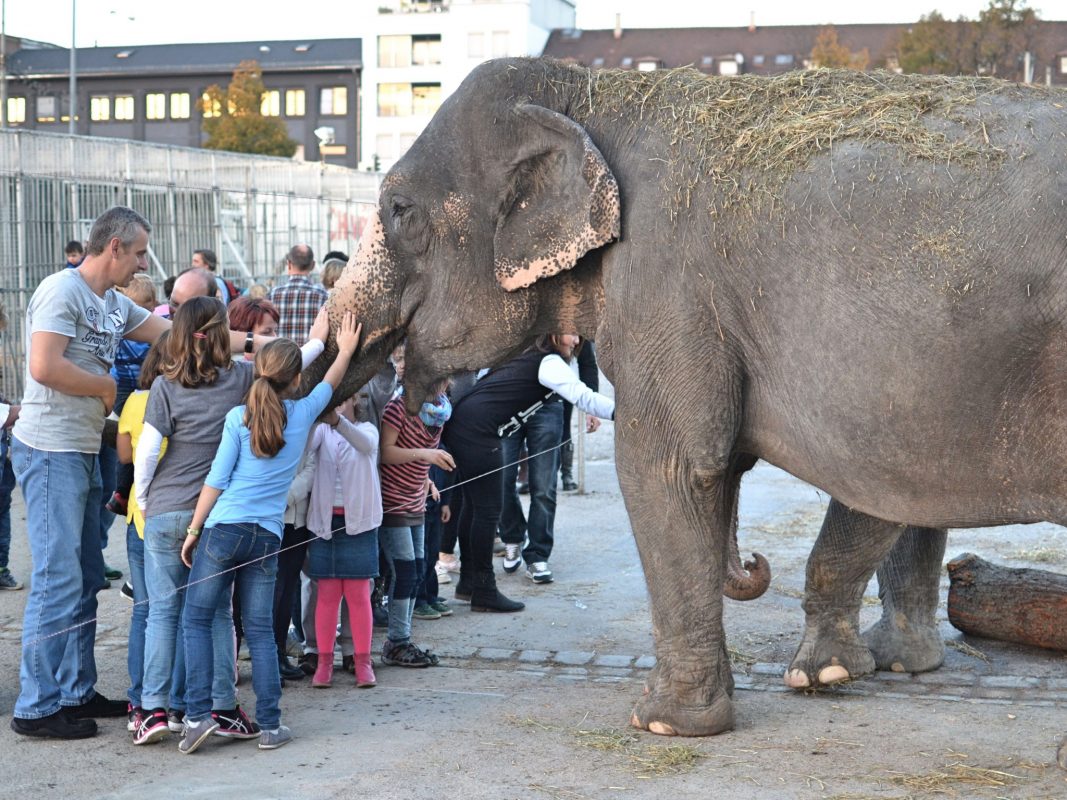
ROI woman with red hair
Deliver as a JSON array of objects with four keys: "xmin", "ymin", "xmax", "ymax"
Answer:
[{"xmin": 228, "ymin": 297, "xmax": 280, "ymax": 342}]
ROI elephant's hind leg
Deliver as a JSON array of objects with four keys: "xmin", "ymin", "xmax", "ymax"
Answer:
[
  {"xmin": 785, "ymin": 500, "xmax": 903, "ymax": 689},
  {"xmin": 862, "ymin": 526, "xmax": 947, "ymax": 673}
]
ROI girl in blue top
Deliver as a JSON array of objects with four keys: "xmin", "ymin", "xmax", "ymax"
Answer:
[{"xmin": 177, "ymin": 312, "xmax": 361, "ymax": 754}]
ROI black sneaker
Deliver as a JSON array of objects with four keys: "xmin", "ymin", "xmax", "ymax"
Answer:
[
  {"xmin": 104, "ymin": 564, "xmax": 123, "ymax": 581},
  {"xmin": 298, "ymin": 652, "xmax": 318, "ymax": 676},
  {"xmin": 11, "ymin": 710, "xmax": 97, "ymax": 739},
  {"xmin": 381, "ymin": 639, "xmax": 434, "ymax": 667},
  {"xmin": 132, "ymin": 708, "xmax": 169, "ymax": 745},
  {"xmin": 68, "ymin": 691, "xmax": 128, "ymax": 719},
  {"xmin": 120, "ymin": 581, "xmax": 135, "ymax": 601},
  {"xmin": 104, "ymin": 491, "xmax": 128, "ymax": 516},
  {"xmin": 212, "ymin": 705, "xmax": 261, "ymax": 739}
]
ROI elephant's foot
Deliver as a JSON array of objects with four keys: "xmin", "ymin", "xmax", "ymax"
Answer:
[
  {"xmin": 630, "ymin": 687, "xmax": 734, "ymax": 737},
  {"xmin": 634, "ymin": 647, "xmax": 735, "ymax": 736},
  {"xmin": 862, "ymin": 612, "xmax": 945, "ymax": 673},
  {"xmin": 784, "ymin": 619, "xmax": 874, "ymax": 689}
]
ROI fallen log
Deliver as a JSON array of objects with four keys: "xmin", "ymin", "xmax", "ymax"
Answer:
[{"xmin": 947, "ymin": 552, "xmax": 1067, "ymax": 652}]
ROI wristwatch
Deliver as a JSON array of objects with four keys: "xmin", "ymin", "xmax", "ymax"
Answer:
[
  {"xmin": 244, "ymin": 331, "xmax": 255, "ymax": 355},
  {"xmin": 186, "ymin": 526, "xmax": 202, "ymax": 537}
]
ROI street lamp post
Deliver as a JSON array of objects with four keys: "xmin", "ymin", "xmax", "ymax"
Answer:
[
  {"xmin": 69, "ymin": 0, "xmax": 76, "ymax": 134},
  {"xmin": 1, "ymin": 0, "xmax": 8, "ymax": 128}
]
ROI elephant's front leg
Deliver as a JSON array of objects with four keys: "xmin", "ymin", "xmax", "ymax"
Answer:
[
  {"xmin": 862, "ymin": 526, "xmax": 947, "ymax": 673},
  {"xmin": 618, "ymin": 429, "xmax": 738, "ymax": 737},
  {"xmin": 785, "ymin": 500, "xmax": 904, "ymax": 689}
]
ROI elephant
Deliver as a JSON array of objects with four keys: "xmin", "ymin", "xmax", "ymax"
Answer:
[{"xmin": 302, "ymin": 57, "xmax": 1067, "ymax": 753}]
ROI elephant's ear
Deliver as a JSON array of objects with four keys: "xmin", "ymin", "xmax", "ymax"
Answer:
[{"xmin": 493, "ymin": 104, "xmax": 620, "ymax": 292}]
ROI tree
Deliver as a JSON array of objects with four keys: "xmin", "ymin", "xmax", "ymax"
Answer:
[
  {"xmin": 202, "ymin": 60, "xmax": 298, "ymax": 157},
  {"xmin": 810, "ymin": 26, "xmax": 870, "ymax": 70},
  {"xmin": 897, "ymin": 1, "xmax": 1042, "ymax": 81}
]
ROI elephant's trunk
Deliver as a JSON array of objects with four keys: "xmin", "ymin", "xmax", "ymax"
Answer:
[
  {"xmin": 299, "ymin": 214, "xmax": 406, "ymax": 404},
  {"xmin": 724, "ymin": 533, "xmax": 771, "ymax": 601}
]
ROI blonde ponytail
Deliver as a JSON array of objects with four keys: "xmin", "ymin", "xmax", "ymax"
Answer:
[{"xmin": 244, "ymin": 339, "xmax": 302, "ymax": 458}]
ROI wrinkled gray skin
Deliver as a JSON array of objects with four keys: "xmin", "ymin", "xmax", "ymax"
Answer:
[{"xmin": 302, "ymin": 58, "xmax": 1067, "ymax": 758}]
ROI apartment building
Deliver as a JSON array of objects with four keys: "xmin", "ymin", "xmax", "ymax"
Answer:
[
  {"xmin": 360, "ymin": 0, "xmax": 575, "ymax": 171},
  {"xmin": 4, "ymin": 38, "xmax": 363, "ymax": 167}
]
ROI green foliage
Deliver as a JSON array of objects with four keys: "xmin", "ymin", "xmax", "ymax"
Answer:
[
  {"xmin": 898, "ymin": 1, "xmax": 1042, "ymax": 80},
  {"xmin": 810, "ymin": 26, "xmax": 870, "ymax": 70},
  {"xmin": 202, "ymin": 60, "xmax": 298, "ymax": 157}
]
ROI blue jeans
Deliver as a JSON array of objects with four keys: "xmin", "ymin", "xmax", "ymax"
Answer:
[
  {"xmin": 10, "ymin": 439, "xmax": 105, "ymax": 719},
  {"xmin": 500, "ymin": 400, "xmax": 563, "ymax": 564},
  {"xmin": 0, "ymin": 430, "xmax": 14, "ymax": 569},
  {"xmin": 184, "ymin": 523, "xmax": 281, "ymax": 729},
  {"xmin": 142, "ymin": 510, "xmax": 235, "ymax": 712},
  {"xmin": 126, "ymin": 523, "xmax": 148, "ymax": 707},
  {"xmin": 379, "ymin": 524, "xmax": 424, "ymax": 643},
  {"xmin": 98, "ymin": 442, "xmax": 118, "ymax": 551}
]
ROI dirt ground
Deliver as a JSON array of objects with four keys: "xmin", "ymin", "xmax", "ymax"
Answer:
[{"xmin": 2, "ymin": 413, "xmax": 1067, "ymax": 799}]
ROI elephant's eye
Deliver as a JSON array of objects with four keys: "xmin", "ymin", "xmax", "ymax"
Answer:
[{"xmin": 390, "ymin": 195, "xmax": 414, "ymax": 221}]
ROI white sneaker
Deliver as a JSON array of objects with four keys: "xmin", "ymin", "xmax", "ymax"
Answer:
[
  {"xmin": 438, "ymin": 554, "xmax": 461, "ymax": 573},
  {"xmin": 503, "ymin": 544, "xmax": 522, "ymax": 573},
  {"xmin": 434, "ymin": 561, "xmax": 452, "ymax": 584},
  {"xmin": 525, "ymin": 562, "xmax": 553, "ymax": 584}
]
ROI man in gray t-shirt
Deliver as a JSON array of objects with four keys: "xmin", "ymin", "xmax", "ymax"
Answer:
[{"xmin": 10, "ymin": 206, "xmax": 170, "ymax": 740}]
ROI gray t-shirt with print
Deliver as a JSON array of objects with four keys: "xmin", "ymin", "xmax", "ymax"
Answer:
[
  {"xmin": 14, "ymin": 269, "xmax": 150, "ymax": 453},
  {"xmin": 143, "ymin": 362, "xmax": 255, "ymax": 517}
]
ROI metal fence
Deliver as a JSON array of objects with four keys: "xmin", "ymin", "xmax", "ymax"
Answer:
[{"xmin": 0, "ymin": 128, "xmax": 383, "ymax": 402}]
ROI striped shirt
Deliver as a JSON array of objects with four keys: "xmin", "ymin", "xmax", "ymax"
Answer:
[
  {"xmin": 379, "ymin": 397, "xmax": 443, "ymax": 521},
  {"xmin": 268, "ymin": 274, "xmax": 328, "ymax": 345}
]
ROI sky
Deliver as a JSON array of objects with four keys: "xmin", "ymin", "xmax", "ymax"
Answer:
[{"xmin": 4, "ymin": 0, "xmax": 1067, "ymax": 48}]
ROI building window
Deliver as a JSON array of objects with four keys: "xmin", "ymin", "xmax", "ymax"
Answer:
[
  {"xmin": 320, "ymin": 86, "xmax": 348, "ymax": 116},
  {"xmin": 774, "ymin": 54, "xmax": 794, "ymax": 66},
  {"xmin": 285, "ymin": 89, "xmax": 305, "ymax": 117},
  {"xmin": 260, "ymin": 90, "xmax": 281, "ymax": 117},
  {"xmin": 411, "ymin": 83, "xmax": 441, "ymax": 116},
  {"xmin": 115, "ymin": 95, "xmax": 135, "ymax": 120},
  {"xmin": 90, "ymin": 95, "xmax": 110, "ymax": 121},
  {"xmin": 718, "ymin": 60, "xmax": 739, "ymax": 76},
  {"xmin": 491, "ymin": 31, "xmax": 509, "ymax": 58},
  {"xmin": 411, "ymin": 34, "xmax": 441, "ymax": 66},
  {"xmin": 6, "ymin": 97, "xmax": 26, "ymax": 124},
  {"xmin": 468, "ymin": 32, "xmax": 484, "ymax": 59},
  {"xmin": 201, "ymin": 92, "xmax": 222, "ymax": 118},
  {"xmin": 399, "ymin": 132, "xmax": 417, "ymax": 157},
  {"xmin": 377, "ymin": 82, "xmax": 411, "ymax": 117},
  {"xmin": 379, "ymin": 34, "xmax": 411, "ymax": 68},
  {"xmin": 170, "ymin": 92, "xmax": 191, "ymax": 119},
  {"xmin": 1060, "ymin": 55, "xmax": 1067, "ymax": 74},
  {"xmin": 146, "ymin": 93, "xmax": 167, "ymax": 120},
  {"xmin": 752, "ymin": 54, "xmax": 765, "ymax": 66},
  {"xmin": 637, "ymin": 60, "xmax": 658, "ymax": 72},
  {"xmin": 36, "ymin": 96, "xmax": 57, "ymax": 123},
  {"xmin": 375, "ymin": 132, "xmax": 397, "ymax": 161}
]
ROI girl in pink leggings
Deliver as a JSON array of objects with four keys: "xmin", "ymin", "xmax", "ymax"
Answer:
[{"xmin": 305, "ymin": 393, "xmax": 382, "ymax": 688}]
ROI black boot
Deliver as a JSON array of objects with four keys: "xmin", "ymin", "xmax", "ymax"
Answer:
[
  {"xmin": 560, "ymin": 442, "xmax": 577, "ymax": 491},
  {"xmin": 470, "ymin": 576, "xmax": 525, "ymax": 613},
  {"xmin": 454, "ymin": 570, "xmax": 472, "ymax": 602},
  {"xmin": 278, "ymin": 652, "xmax": 304, "ymax": 681}
]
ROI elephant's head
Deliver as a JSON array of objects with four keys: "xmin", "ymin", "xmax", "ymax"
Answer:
[{"xmin": 302, "ymin": 59, "xmax": 621, "ymax": 411}]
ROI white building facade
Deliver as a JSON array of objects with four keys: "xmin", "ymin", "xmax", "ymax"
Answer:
[{"xmin": 358, "ymin": 0, "xmax": 576, "ymax": 171}]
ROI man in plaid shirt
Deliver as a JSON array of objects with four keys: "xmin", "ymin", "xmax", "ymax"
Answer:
[{"xmin": 269, "ymin": 244, "xmax": 328, "ymax": 345}]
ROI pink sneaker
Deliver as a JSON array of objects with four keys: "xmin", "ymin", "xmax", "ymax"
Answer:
[{"xmin": 354, "ymin": 655, "xmax": 377, "ymax": 688}]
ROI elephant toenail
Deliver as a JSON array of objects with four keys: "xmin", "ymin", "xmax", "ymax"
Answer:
[
  {"xmin": 649, "ymin": 721, "xmax": 677, "ymax": 736},
  {"xmin": 891, "ymin": 661, "xmax": 906, "ymax": 672},
  {"xmin": 784, "ymin": 669, "xmax": 811, "ymax": 689},
  {"xmin": 630, "ymin": 712, "xmax": 643, "ymax": 729},
  {"xmin": 818, "ymin": 664, "xmax": 850, "ymax": 684}
]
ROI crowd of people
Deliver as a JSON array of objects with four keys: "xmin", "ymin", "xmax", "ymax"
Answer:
[{"xmin": 0, "ymin": 205, "xmax": 614, "ymax": 753}]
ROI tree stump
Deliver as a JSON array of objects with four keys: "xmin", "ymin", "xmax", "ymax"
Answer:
[{"xmin": 947, "ymin": 552, "xmax": 1067, "ymax": 652}]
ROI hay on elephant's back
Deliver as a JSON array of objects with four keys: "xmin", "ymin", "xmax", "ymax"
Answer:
[{"xmin": 552, "ymin": 64, "xmax": 1030, "ymax": 218}]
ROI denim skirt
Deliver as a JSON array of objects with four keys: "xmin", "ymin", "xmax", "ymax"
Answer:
[{"xmin": 307, "ymin": 516, "xmax": 379, "ymax": 579}]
